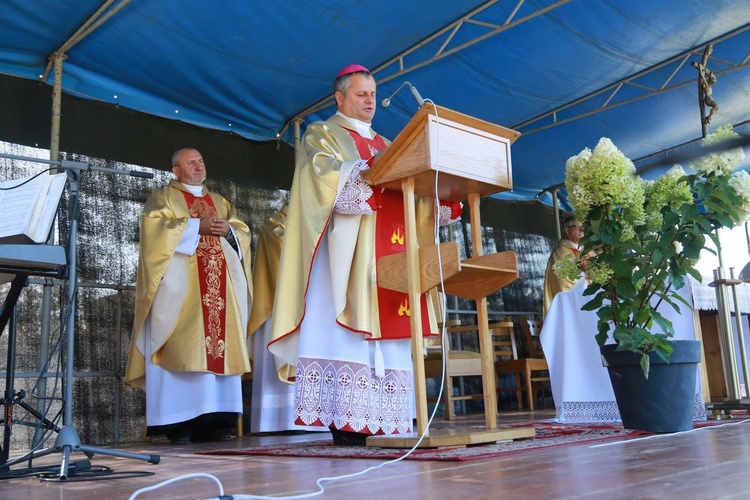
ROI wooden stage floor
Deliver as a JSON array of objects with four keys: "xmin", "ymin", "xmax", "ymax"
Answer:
[{"xmin": 2, "ymin": 409, "xmax": 750, "ymax": 499}]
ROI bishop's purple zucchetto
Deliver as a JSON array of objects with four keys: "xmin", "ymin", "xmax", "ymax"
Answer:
[{"xmin": 336, "ymin": 64, "xmax": 370, "ymax": 78}]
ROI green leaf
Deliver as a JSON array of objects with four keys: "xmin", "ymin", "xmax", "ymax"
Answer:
[
  {"xmin": 711, "ymin": 190, "xmax": 735, "ymax": 208},
  {"xmin": 701, "ymin": 199, "xmax": 723, "ymax": 213},
  {"xmin": 582, "ymin": 293, "xmax": 605, "ymax": 311},
  {"xmin": 594, "ymin": 300, "xmax": 610, "ymax": 313},
  {"xmin": 652, "ymin": 337, "xmax": 674, "ymax": 362},
  {"xmin": 615, "ymin": 278, "xmax": 637, "ymax": 299},
  {"xmin": 714, "ymin": 212, "xmax": 736, "ymax": 228},
  {"xmin": 686, "ymin": 266, "xmax": 702, "ymax": 282},
  {"xmin": 595, "ymin": 330, "xmax": 608, "ymax": 346},
  {"xmin": 633, "ymin": 307, "xmax": 651, "ymax": 326},
  {"xmin": 650, "ymin": 309, "xmax": 675, "ymax": 336},
  {"xmin": 669, "ymin": 271, "xmax": 685, "ymax": 290},
  {"xmin": 694, "ymin": 216, "xmax": 713, "ymax": 233},
  {"xmin": 640, "ymin": 354, "xmax": 650, "ymax": 379},
  {"xmin": 705, "ymin": 231, "xmax": 722, "ymax": 248}
]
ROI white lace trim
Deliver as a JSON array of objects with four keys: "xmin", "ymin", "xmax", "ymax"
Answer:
[
  {"xmin": 333, "ymin": 160, "xmax": 374, "ymax": 215},
  {"xmin": 694, "ymin": 396, "xmax": 708, "ymax": 420},
  {"xmin": 437, "ymin": 202, "xmax": 461, "ymax": 226},
  {"xmin": 294, "ymin": 357, "xmax": 413, "ymax": 435},
  {"xmin": 555, "ymin": 394, "xmax": 707, "ymax": 423},
  {"xmin": 690, "ymin": 276, "xmax": 750, "ymax": 313},
  {"xmin": 555, "ymin": 401, "xmax": 622, "ymax": 423}
]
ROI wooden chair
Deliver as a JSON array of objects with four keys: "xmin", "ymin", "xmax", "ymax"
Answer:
[
  {"xmin": 492, "ymin": 320, "xmax": 526, "ymax": 409},
  {"xmin": 424, "ymin": 319, "xmax": 519, "ymax": 419},
  {"xmin": 522, "ymin": 316, "xmax": 552, "ymax": 409},
  {"xmin": 495, "ymin": 316, "xmax": 550, "ymax": 410}
]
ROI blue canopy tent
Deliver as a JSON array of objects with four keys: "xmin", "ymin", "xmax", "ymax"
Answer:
[
  {"xmin": 4, "ymin": 0, "xmax": 750, "ymax": 452},
  {"xmin": 1, "ymin": 0, "xmax": 749, "ymax": 208}
]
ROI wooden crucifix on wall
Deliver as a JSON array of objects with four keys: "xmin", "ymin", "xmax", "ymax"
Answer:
[{"xmin": 691, "ymin": 44, "xmax": 719, "ymax": 138}]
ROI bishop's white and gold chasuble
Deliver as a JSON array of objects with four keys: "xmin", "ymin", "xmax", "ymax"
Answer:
[{"xmin": 268, "ymin": 114, "xmax": 439, "ymax": 436}]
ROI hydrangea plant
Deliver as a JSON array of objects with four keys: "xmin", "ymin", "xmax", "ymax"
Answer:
[{"xmin": 555, "ymin": 124, "xmax": 750, "ymax": 378}]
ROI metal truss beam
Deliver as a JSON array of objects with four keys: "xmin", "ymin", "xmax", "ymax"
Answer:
[
  {"xmin": 289, "ymin": 0, "xmax": 574, "ymax": 126},
  {"xmin": 514, "ymin": 23, "xmax": 750, "ymax": 135}
]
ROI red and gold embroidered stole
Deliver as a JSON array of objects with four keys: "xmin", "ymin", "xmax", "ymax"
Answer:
[
  {"xmin": 345, "ymin": 129, "xmax": 431, "ymax": 340},
  {"xmin": 181, "ymin": 191, "xmax": 228, "ymax": 373}
]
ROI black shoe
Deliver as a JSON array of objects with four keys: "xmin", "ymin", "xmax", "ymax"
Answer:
[
  {"xmin": 192, "ymin": 427, "xmax": 233, "ymax": 443},
  {"xmin": 330, "ymin": 428, "xmax": 369, "ymax": 446},
  {"xmin": 165, "ymin": 428, "xmax": 192, "ymax": 445}
]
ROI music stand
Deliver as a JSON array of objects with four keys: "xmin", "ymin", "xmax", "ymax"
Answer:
[
  {"xmin": 0, "ymin": 154, "xmax": 159, "ymax": 479},
  {"xmin": 0, "ymin": 246, "xmax": 67, "ymax": 470}
]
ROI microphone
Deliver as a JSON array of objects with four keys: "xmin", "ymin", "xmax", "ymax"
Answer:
[
  {"xmin": 409, "ymin": 84, "xmax": 425, "ymax": 107},
  {"xmin": 129, "ymin": 171, "xmax": 155, "ymax": 179},
  {"xmin": 381, "ymin": 81, "xmax": 425, "ymax": 108}
]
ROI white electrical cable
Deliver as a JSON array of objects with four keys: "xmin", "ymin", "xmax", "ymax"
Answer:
[
  {"xmin": 128, "ymin": 472, "xmax": 224, "ymax": 500},
  {"xmin": 589, "ymin": 417, "xmax": 750, "ymax": 449},
  {"xmin": 139, "ymin": 418, "xmax": 750, "ymax": 499}
]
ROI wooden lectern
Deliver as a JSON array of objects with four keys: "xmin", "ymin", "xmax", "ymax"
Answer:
[{"xmin": 364, "ymin": 104, "xmax": 535, "ymax": 448}]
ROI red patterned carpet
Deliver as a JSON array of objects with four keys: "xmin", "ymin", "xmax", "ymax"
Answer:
[{"xmin": 197, "ymin": 422, "xmax": 651, "ymax": 462}]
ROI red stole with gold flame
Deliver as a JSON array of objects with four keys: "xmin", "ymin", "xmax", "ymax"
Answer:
[{"xmin": 345, "ymin": 129, "xmax": 431, "ymax": 340}]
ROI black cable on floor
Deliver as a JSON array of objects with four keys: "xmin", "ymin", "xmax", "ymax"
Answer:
[
  {"xmin": 0, "ymin": 459, "xmax": 154, "ymax": 482},
  {"xmin": 0, "ymin": 464, "xmax": 64, "ymax": 480},
  {"xmin": 38, "ymin": 466, "xmax": 155, "ymax": 482}
]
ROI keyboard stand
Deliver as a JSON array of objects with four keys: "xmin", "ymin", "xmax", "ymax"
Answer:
[{"xmin": 0, "ymin": 156, "xmax": 160, "ymax": 479}]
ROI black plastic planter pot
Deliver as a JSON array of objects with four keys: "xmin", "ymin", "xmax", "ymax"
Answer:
[{"xmin": 600, "ymin": 340, "xmax": 701, "ymax": 433}]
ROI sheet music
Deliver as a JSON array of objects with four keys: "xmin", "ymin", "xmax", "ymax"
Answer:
[
  {"xmin": 34, "ymin": 173, "xmax": 67, "ymax": 242},
  {"xmin": 0, "ymin": 176, "xmax": 43, "ymax": 237},
  {"xmin": 0, "ymin": 172, "xmax": 67, "ymax": 244}
]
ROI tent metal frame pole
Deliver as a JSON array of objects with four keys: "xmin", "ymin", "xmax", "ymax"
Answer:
[
  {"xmin": 36, "ymin": 50, "xmax": 67, "ymax": 441},
  {"xmin": 40, "ymin": 0, "xmax": 132, "ymax": 82},
  {"xmin": 552, "ymin": 188, "xmax": 560, "ymax": 241},
  {"xmin": 293, "ymin": 119, "xmax": 301, "ymax": 157},
  {"xmin": 49, "ymin": 53, "xmax": 65, "ymax": 161}
]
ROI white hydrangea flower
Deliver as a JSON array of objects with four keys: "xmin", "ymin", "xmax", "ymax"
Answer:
[
  {"xmin": 729, "ymin": 170, "xmax": 750, "ymax": 221},
  {"xmin": 690, "ymin": 124, "xmax": 745, "ymax": 176}
]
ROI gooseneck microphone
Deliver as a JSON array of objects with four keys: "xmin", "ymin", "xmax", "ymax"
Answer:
[{"xmin": 381, "ymin": 81, "xmax": 425, "ymax": 108}]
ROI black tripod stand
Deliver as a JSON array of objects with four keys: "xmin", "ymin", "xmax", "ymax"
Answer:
[
  {"xmin": 0, "ymin": 155, "xmax": 159, "ymax": 479},
  {"xmin": 1, "ymin": 273, "xmax": 62, "ymax": 471}
]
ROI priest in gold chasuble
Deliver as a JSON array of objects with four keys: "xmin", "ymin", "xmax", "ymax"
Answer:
[
  {"xmin": 125, "ymin": 148, "xmax": 253, "ymax": 444},
  {"xmin": 543, "ymin": 216, "xmax": 586, "ymax": 319},
  {"xmin": 248, "ymin": 205, "xmax": 331, "ymax": 434},
  {"xmin": 268, "ymin": 65, "xmax": 461, "ymax": 445}
]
